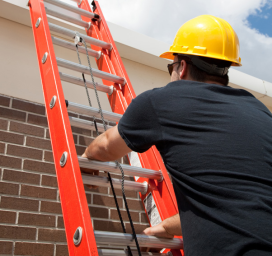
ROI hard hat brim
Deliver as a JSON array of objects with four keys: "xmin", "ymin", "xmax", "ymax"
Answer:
[{"xmin": 160, "ymin": 51, "xmax": 242, "ymax": 67}]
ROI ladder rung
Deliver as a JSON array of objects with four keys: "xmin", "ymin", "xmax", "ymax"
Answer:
[
  {"xmin": 59, "ymin": 72, "xmax": 113, "ymax": 95},
  {"xmin": 98, "ymin": 249, "xmax": 167, "ymax": 256},
  {"xmin": 45, "ymin": 6, "xmax": 90, "ymax": 29},
  {"xmin": 78, "ymin": 157, "xmax": 163, "ymax": 181},
  {"xmin": 82, "ymin": 174, "xmax": 148, "ymax": 194},
  {"xmin": 66, "ymin": 101, "xmax": 122, "ymax": 123},
  {"xmin": 52, "ymin": 36, "xmax": 101, "ymax": 59},
  {"xmin": 49, "ymin": 23, "xmax": 112, "ymax": 50},
  {"xmin": 44, "ymin": 0, "xmax": 101, "ymax": 21},
  {"xmin": 69, "ymin": 116, "xmax": 111, "ymax": 133},
  {"xmin": 57, "ymin": 58, "xmax": 126, "ymax": 85},
  {"xmin": 94, "ymin": 231, "xmax": 183, "ymax": 249}
]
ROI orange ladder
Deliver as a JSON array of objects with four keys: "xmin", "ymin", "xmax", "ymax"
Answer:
[{"xmin": 28, "ymin": 0, "xmax": 183, "ymax": 255}]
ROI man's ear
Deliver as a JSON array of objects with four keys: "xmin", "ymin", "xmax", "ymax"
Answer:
[{"xmin": 179, "ymin": 60, "xmax": 188, "ymax": 80}]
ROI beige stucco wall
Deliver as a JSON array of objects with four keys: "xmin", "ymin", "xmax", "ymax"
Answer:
[{"xmin": 0, "ymin": 17, "xmax": 170, "ymax": 112}]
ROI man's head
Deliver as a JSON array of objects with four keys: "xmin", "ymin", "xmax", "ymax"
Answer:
[
  {"xmin": 160, "ymin": 15, "xmax": 241, "ymax": 85},
  {"xmin": 169, "ymin": 54, "xmax": 232, "ymax": 86}
]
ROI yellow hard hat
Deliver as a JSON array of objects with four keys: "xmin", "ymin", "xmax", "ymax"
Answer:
[{"xmin": 160, "ymin": 15, "xmax": 241, "ymax": 66}]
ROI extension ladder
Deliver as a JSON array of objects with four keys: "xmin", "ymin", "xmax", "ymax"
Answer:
[{"xmin": 28, "ymin": 0, "xmax": 184, "ymax": 255}]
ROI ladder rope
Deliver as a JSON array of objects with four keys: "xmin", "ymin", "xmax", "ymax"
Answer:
[{"xmin": 75, "ymin": 34, "xmax": 142, "ymax": 256}]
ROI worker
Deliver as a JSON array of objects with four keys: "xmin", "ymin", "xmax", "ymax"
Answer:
[{"xmin": 82, "ymin": 15, "xmax": 272, "ymax": 255}]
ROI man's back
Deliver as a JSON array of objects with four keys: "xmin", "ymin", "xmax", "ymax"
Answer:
[{"xmin": 118, "ymin": 80, "xmax": 272, "ymax": 255}]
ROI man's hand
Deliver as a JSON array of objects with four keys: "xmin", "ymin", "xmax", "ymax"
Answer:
[
  {"xmin": 141, "ymin": 214, "xmax": 181, "ymax": 252},
  {"xmin": 80, "ymin": 152, "xmax": 99, "ymax": 189},
  {"xmin": 143, "ymin": 223, "xmax": 174, "ymax": 239}
]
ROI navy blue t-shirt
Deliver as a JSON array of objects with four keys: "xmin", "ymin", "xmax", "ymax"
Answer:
[{"xmin": 118, "ymin": 80, "xmax": 272, "ymax": 256}]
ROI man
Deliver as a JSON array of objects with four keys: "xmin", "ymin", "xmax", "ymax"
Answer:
[{"xmin": 82, "ymin": 15, "xmax": 272, "ymax": 255}]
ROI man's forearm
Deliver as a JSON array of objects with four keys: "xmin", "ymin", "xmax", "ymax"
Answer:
[{"xmin": 83, "ymin": 126, "xmax": 132, "ymax": 162}]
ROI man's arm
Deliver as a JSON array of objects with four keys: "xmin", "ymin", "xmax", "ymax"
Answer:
[
  {"xmin": 83, "ymin": 125, "xmax": 132, "ymax": 161},
  {"xmin": 143, "ymin": 214, "xmax": 182, "ymax": 238}
]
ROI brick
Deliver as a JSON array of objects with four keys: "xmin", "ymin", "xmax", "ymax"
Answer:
[
  {"xmin": 141, "ymin": 213, "xmax": 149, "ymax": 224},
  {"xmin": 0, "ymin": 196, "xmax": 39, "ymax": 211},
  {"xmin": 0, "ymin": 210, "xmax": 16, "ymax": 224},
  {"xmin": 10, "ymin": 121, "xmax": 44, "ymax": 137},
  {"xmin": 76, "ymin": 145, "xmax": 86, "ymax": 155},
  {"xmin": 0, "ymin": 106, "xmax": 26, "ymax": 121},
  {"xmin": 93, "ymin": 195, "xmax": 123, "ymax": 208},
  {"xmin": 0, "ymin": 181, "xmax": 19, "ymax": 195},
  {"xmin": 84, "ymin": 184, "xmax": 108, "ymax": 194},
  {"xmin": 40, "ymin": 201, "xmax": 62, "ymax": 214},
  {"xmin": 28, "ymin": 113, "xmax": 48, "ymax": 127},
  {"xmin": 125, "ymin": 223, "xmax": 149, "ymax": 233},
  {"xmin": 26, "ymin": 136, "xmax": 52, "ymax": 150},
  {"xmin": 24, "ymin": 159, "xmax": 55, "ymax": 174},
  {"xmin": 68, "ymin": 112, "xmax": 78, "ymax": 118},
  {"xmin": 0, "ymin": 95, "xmax": 10, "ymax": 107},
  {"xmin": 109, "ymin": 188, "xmax": 138, "ymax": 198},
  {"xmin": 21, "ymin": 184, "xmax": 57, "ymax": 200},
  {"xmin": 72, "ymin": 126, "xmax": 92, "ymax": 136},
  {"xmin": 79, "ymin": 136, "xmax": 94, "ymax": 146},
  {"xmin": 0, "ymin": 142, "xmax": 5, "ymax": 153},
  {"xmin": 44, "ymin": 151, "xmax": 54, "ymax": 162},
  {"xmin": 56, "ymin": 245, "xmax": 69, "ymax": 256},
  {"xmin": 15, "ymin": 242, "xmax": 54, "ymax": 256},
  {"xmin": 57, "ymin": 216, "xmax": 64, "ymax": 228},
  {"xmin": 0, "ymin": 241, "xmax": 13, "ymax": 254},
  {"xmin": 0, "ymin": 130, "xmax": 24, "ymax": 145},
  {"xmin": 42, "ymin": 175, "xmax": 58, "ymax": 187},
  {"xmin": 89, "ymin": 206, "xmax": 108, "ymax": 219},
  {"xmin": 7, "ymin": 144, "xmax": 43, "ymax": 160},
  {"xmin": 78, "ymin": 115, "xmax": 93, "ymax": 121},
  {"xmin": 19, "ymin": 212, "xmax": 55, "ymax": 227},
  {"xmin": 111, "ymin": 209, "xmax": 139, "ymax": 222},
  {"xmin": 46, "ymin": 129, "xmax": 50, "ymax": 139},
  {"xmin": 126, "ymin": 199, "xmax": 144, "ymax": 211},
  {"xmin": 3, "ymin": 169, "xmax": 40, "ymax": 185},
  {"xmin": 73, "ymin": 134, "xmax": 78, "ymax": 144},
  {"xmin": 93, "ymin": 220, "xmax": 123, "ymax": 232},
  {"xmin": 0, "ymin": 118, "xmax": 8, "ymax": 130},
  {"xmin": 12, "ymin": 99, "xmax": 45, "ymax": 115},
  {"xmin": 0, "ymin": 155, "xmax": 22, "ymax": 169},
  {"xmin": 0, "ymin": 225, "xmax": 36, "ymax": 240},
  {"xmin": 38, "ymin": 228, "xmax": 66, "ymax": 242}
]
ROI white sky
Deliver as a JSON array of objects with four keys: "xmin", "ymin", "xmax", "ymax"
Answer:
[{"xmin": 90, "ymin": 0, "xmax": 272, "ymax": 83}]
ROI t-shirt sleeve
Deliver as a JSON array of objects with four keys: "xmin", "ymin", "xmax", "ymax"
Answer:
[{"xmin": 118, "ymin": 90, "xmax": 162, "ymax": 153}]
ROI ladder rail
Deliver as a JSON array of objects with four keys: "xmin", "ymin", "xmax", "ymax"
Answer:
[{"xmin": 28, "ymin": 1, "xmax": 99, "ymax": 255}]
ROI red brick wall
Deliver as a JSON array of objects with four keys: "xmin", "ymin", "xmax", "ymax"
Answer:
[{"xmin": 0, "ymin": 94, "xmax": 149, "ymax": 256}]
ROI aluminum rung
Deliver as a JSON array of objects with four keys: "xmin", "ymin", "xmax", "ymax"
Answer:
[
  {"xmin": 98, "ymin": 249, "xmax": 167, "ymax": 256},
  {"xmin": 57, "ymin": 58, "xmax": 126, "ymax": 85},
  {"xmin": 44, "ymin": 0, "xmax": 101, "ymax": 21},
  {"xmin": 59, "ymin": 72, "xmax": 113, "ymax": 95},
  {"xmin": 45, "ymin": 6, "xmax": 90, "ymax": 29},
  {"xmin": 49, "ymin": 23, "xmax": 112, "ymax": 50},
  {"xmin": 69, "ymin": 116, "xmax": 112, "ymax": 133},
  {"xmin": 52, "ymin": 36, "xmax": 101, "ymax": 59},
  {"xmin": 82, "ymin": 174, "xmax": 148, "ymax": 194},
  {"xmin": 95, "ymin": 231, "xmax": 183, "ymax": 249},
  {"xmin": 66, "ymin": 101, "xmax": 122, "ymax": 123},
  {"xmin": 78, "ymin": 156, "xmax": 163, "ymax": 181}
]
